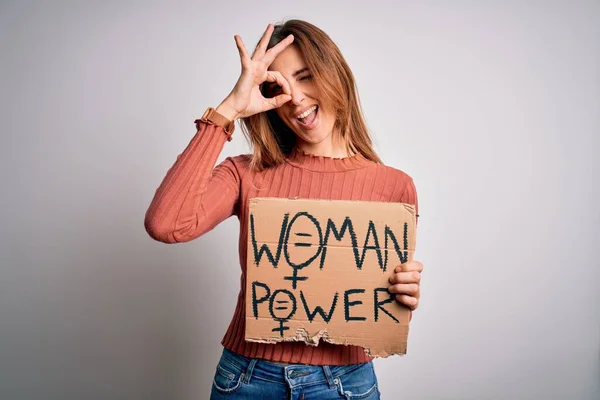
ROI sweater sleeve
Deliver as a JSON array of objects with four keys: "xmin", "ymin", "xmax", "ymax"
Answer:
[
  {"xmin": 400, "ymin": 176, "xmax": 419, "ymax": 226},
  {"xmin": 144, "ymin": 121, "xmax": 241, "ymax": 243}
]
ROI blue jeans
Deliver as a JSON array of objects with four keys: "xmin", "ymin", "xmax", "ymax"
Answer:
[{"xmin": 210, "ymin": 347, "xmax": 381, "ymax": 399}]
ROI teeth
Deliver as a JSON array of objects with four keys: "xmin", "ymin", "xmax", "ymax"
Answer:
[{"xmin": 296, "ymin": 106, "xmax": 317, "ymax": 119}]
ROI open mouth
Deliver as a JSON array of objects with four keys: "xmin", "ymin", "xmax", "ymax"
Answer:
[{"xmin": 295, "ymin": 105, "xmax": 319, "ymax": 128}]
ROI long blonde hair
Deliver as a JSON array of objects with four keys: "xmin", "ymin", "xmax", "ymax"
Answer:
[{"xmin": 240, "ymin": 19, "xmax": 382, "ymax": 171}]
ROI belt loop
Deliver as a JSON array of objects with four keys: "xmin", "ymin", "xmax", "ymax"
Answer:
[
  {"xmin": 322, "ymin": 366, "xmax": 335, "ymax": 389},
  {"xmin": 243, "ymin": 358, "xmax": 258, "ymax": 384}
]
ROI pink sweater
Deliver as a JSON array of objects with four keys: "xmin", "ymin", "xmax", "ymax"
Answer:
[{"xmin": 144, "ymin": 120, "xmax": 418, "ymax": 365}]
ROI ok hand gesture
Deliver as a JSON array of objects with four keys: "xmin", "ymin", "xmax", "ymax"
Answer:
[{"xmin": 216, "ymin": 24, "xmax": 295, "ymax": 121}]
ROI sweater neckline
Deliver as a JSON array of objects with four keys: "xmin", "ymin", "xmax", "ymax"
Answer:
[{"xmin": 284, "ymin": 146, "xmax": 373, "ymax": 172}]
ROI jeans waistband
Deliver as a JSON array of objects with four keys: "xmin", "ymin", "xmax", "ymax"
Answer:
[{"xmin": 219, "ymin": 347, "xmax": 369, "ymax": 387}]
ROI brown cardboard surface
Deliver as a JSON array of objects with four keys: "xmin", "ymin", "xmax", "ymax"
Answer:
[{"xmin": 244, "ymin": 197, "xmax": 417, "ymax": 357}]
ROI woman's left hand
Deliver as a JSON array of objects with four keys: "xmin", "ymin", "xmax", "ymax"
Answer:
[{"xmin": 388, "ymin": 260, "xmax": 423, "ymax": 311}]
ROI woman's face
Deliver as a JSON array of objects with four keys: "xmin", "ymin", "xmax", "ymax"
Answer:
[{"xmin": 266, "ymin": 45, "xmax": 337, "ymax": 147}]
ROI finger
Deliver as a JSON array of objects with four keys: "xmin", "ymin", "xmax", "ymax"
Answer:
[
  {"xmin": 395, "ymin": 260, "xmax": 423, "ymax": 273},
  {"xmin": 265, "ymin": 71, "xmax": 291, "ymax": 95},
  {"xmin": 234, "ymin": 35, "xmax": 250, "ymax": 63},
  {"xmin": 389, "ymin": 271, "xmax": 421, "ymax": 285},
  {"xmin": 253, "ymin": 24, "xmax": 274, "ymax": 59},
  {"xmin": 388, "ymin": 283, "xmax": 420, "ymax": 297},
  {"xmin": 396, "ymin": 295, "xmax": 419, "ymax": 310},
  {"xmin": 265, "ymin": 94, "xmax": 292, "ymax": 110},
  {"xmin": 263, "ymin": 34, "xmax": 294, "ymax": 64}
]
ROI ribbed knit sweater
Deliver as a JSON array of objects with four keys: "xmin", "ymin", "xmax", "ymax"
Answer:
[{"xmin": 144, "ymin": 120, "xmax": 419, "ymax": 365}]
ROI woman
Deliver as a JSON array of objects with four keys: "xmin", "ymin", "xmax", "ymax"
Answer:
[{"xmin": 145, "ymin": 20, "xmax": 423, "ymax": 400}]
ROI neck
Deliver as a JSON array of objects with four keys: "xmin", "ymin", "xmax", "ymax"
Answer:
[{"xmin": 295, "ymin": 130, "xmax": 350, "ymax": 158}]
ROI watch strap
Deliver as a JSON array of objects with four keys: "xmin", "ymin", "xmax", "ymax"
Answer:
[{"xmin": 195, "ymin": 107, "xmax": 235, "ymax": 141}]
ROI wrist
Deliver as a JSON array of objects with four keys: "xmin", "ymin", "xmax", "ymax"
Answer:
[
  {"xmin": 216, "ymin": 100, "xmax": 241, "ymax": 121},
  {"xmin": 197, "ymin": 106, "xmax": 236, "ymax": 139}
]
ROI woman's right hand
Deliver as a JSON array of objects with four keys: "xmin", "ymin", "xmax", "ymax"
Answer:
[{"xmin": 215, "ymin": 24, "xmax": 295, "ymax": 121}]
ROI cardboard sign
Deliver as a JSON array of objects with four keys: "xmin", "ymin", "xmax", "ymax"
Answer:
[{"xmin": 244, "ymin": 197, "xmax": 417, "ymax": 357}]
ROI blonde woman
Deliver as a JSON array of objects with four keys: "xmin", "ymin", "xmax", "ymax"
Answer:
[{"xmin": 145, "ymin": 20, "xmax": 423, "ymax": 400}]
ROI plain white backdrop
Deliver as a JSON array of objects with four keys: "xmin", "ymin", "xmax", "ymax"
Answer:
[{"xmin": 1, "ymin": 1, "xmax": 598, "ymax": 399}]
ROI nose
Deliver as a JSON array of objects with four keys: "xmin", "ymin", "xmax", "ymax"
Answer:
[{"xmin": 289, "ymin": 82, "xmax": 305, "ymax": 106}]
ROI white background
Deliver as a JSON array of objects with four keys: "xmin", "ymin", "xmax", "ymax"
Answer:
[{"xmin": 1, "ymin": 1, "xmax": 598, "ymax": 399}]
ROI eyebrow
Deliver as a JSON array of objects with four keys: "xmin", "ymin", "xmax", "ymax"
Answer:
[
  {"xmin": 265, "ymin": 68, "xmax": 310, "ymax": 88},
  {"xmin": 292, "ymin": 67, "xmax": 310, "ymax": 77}
]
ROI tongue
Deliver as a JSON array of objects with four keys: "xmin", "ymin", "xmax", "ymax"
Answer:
[{"xmin": 300, "ymin": 108, "xmax": 317, "ymax": 126}]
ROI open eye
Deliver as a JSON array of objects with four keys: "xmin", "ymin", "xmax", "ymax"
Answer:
[{"xmin": 262, "ymin": 84, "xmax": 282, "ymax": 99}]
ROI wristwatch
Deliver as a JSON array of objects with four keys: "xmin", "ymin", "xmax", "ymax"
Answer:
[{"xmin": 195, "ymin": 107, "xmax": 235, "ymax": 139}]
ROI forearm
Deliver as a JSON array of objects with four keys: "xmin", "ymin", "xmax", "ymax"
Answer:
[{"xmin": 144, "ymin": 121, "xmax": 238, "ymax": 243}]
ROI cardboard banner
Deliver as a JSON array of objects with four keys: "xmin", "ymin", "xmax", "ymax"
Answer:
[{"xmin": 244, "ymin": 197, "xmax": 417, "ymax": 357}]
